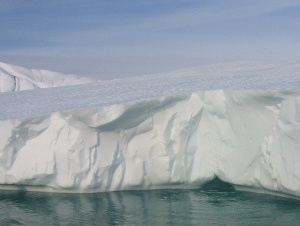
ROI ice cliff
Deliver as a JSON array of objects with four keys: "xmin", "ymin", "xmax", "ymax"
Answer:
[
  {"xmin": 0, "ymin": 62, "xmax": 299, "ymax": 199},
  {"xmin": 0, "ymin": 62, "xmax": 94, "ymax": 92}
]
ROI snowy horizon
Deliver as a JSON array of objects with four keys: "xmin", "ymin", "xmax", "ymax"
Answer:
[{"xmin": 1, "ymin": 1, "xmax": 300, "ymax": 79}]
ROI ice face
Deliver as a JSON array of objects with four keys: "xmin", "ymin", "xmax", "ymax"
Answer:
[
  {"xmin": 0, "ymin": 72, "xmax": 16, "ymax": 92},
  {"xmin": 0, "ymin": 91, "xmax": 299, "ymax": 198},
  {"xmin": 0, "ymin": 62, "xmax": 94, "ymax": 92},
  {"xmin": 0, "ymin": 62, "xmax": 299, "ymax": 199}
]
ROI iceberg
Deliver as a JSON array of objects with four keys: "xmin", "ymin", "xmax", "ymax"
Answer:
[
  {"xmin": 0, "ymin": 62, "xmax": 95, "ymax": 92},
  {"xmin": 0, "ymin": 62, "xmax": 299, "ymax": 199}
]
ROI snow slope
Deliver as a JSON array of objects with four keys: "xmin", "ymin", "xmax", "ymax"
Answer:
[
  {"xmin": 0, "ymin": 62, "xmax": 94, "ymax": 92},
  {"xmin": 0, "ymin": 62, "xmax": 299, "ymax": 198}
]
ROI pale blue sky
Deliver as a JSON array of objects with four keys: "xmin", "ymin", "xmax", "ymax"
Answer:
[{"xmin": 1, "ymin": 0, "xmax": 300, "ymax": 78}]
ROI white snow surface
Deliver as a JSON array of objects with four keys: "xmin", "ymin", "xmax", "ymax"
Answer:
[
  {"xmin": 0, "ymin": 62, "xmax": 300, "ymax": 198},
  {"xmin": 0, "ymin": 61, "xmax": 94, "ymax": 92}
]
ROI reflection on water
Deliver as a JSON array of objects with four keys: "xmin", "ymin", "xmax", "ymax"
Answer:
[{"xmin": 0, "ymin": 189, "xmax": 299, "ymax": 225}]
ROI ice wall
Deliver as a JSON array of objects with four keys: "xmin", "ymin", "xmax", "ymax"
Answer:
[
  {"xmin": 0, "ymin": 62, "xmax": 94, "ymax": 92},
  {"xmin": 0, "ymin": 90, "xmax": 299, "ymax": 198}
]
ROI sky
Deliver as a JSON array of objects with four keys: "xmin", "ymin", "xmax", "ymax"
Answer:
[{"xmin": 1, "ymin": 0, "xmax": 300, "ymax": 79}]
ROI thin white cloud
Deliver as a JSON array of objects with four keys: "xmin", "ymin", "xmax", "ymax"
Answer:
[{"xmin": 1, "ymin": 0, "xmax": 300, "ymax": 64}]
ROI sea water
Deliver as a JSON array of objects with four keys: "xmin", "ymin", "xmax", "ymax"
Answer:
[{"xmin": 0, "ymin": 188, "xmax": 299, "ymax": 226}]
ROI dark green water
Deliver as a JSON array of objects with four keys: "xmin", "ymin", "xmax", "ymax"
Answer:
[{"xmin": 0, "ymin": 188, "xmax": 299, "ymax": 226}]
